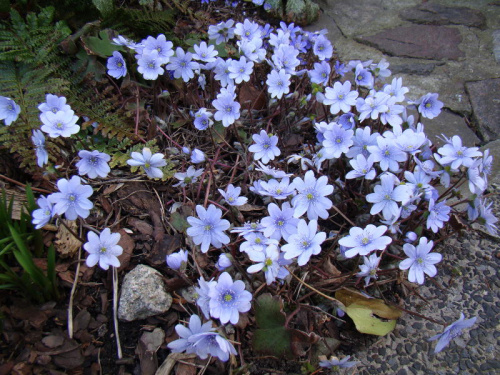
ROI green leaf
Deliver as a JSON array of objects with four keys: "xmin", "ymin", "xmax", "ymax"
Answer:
[
  {"xmin": 170, "ymin": 211, "xmax": 189, "ymax": 233},
  {"xmin": 92, "ymin": 0, "xmax": 114, "ymax": 16},
  {"xmin": 82, "ymin": 30, "xmax": 117, "ymax": 57},
  {"xmin": 252, "ymin": 293, "xmax": 292, "ymax": 357}
]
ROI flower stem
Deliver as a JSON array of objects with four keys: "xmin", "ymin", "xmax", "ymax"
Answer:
[{"xmin": 113, "ymin": 266, "xmax": 122, "ymax": 359}]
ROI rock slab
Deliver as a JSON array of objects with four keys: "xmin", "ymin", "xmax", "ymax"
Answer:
[
  {"xmin": 356, "ymin": 25, "xmax": 464, "ymax": 60},
  {"xmin": 400, "ymin": 3, "xmax": 486, "ymax": 29},
  {"xmin": 118, "ymin": 264, "xmax": 172, "ymax": 322},
  {"xmin": 465, "ymin": 78, "xmax": 500, "ymax": 142}
]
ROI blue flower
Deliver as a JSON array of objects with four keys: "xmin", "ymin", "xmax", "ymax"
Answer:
[
  {"xmin": 83, "ymin": 228, "xmax": 123, "ymax": 270},
  {"xmin": 195, "ymin": 277, "xmax": 217, "ymax": 319},
  {"xmin": 213, "ymin": 91, "xmax": 240, "ymax": 127},
  {"xmin": 219, "ymin": 184, "xmax": 248, "ymax": 206},
  {"xmin": 107, "ymin": 51, "xmax": 127, "ymax": 79},
  {"xmin": 166, "ymin": 249, "xmax": 188, "ymax": 270},
  {"xmin": 248, "ymin": 130, "xmax": 281, "ymax": 164},
  {"xmin": 426, "ymin": 199, "xmax": 451, "ymax": 233},
  {"xmin": 354, "ymin": 63, "xmax": 374, "ymax": 88},
  {"xmin": 208, "ymin": 20, "xmax": 235, "ymax": 45},
  {"xmin": 247, "ymin": 241, "xmax": 282, "ymax": 285},
  {"xmin": 136, "ymin": 50, "xmax": 164, "ymax": 80},
  {"xmin": 31, "ymin": 129, "xmax": 48, "ymax": 167},
  {"xmin": 48, "ymin": 176, "xmax": 93, "ymax": 220},
  {"xmin": 141, "ymin": 34, "xmax": 174, "ymax": 64},
  {"xmin": 0, "ymin": 96, "xmax": 21, "ymax": 126},
  {"xmin": 193, "ymin": 108, "xmax": 213, "ymax": 130},
  {"xmin": 76, "ymin": 150, "xmax": 111, "ymax": 178},
  {"xmin": 127, "ymin": 147, "xmax": 167, "ymax": 179},
  {"xmin": 166, "ymin": 47, "xmax": 199, "ymax": 83},
  {"xmin": 319, "ymin": 355, "xmax": 358, "ymax": 370},
  {"xmin": 338, "ymin": 224, "xmax": 392, "ymax": 258},
  {"xmin": 40, "ymin": 110, "xmax": 80, "ymax": 138},
  {"xmin": 309, "ymin": 61, "xmax": 331, "ymax": 86},
  {"xmin": 266, "ymin": 69, "xmax": 291, "ymax": 99},
  {"xmin": 261, "ymin": 202, "xmax": 299, "ymax": 241},
  {"xmin": 215, "ymin": 253, "xmax": 232, "ymax": 271},
  {"xmin": 38, "ymin": 94, "xmax": 71, "ymax": 114},
  {"xmin": 228, "ymin": 56, "xmax": 254, "ymax": 84},
  {"xmin": 323, "ymin": 81, "xmax": 358, "ymax": 114},
  {"xmin": 428, "ymin": 313, "xmax": 477, "ymax": 353},
  {"xmin": 186, "ymin": 204, "xmax": 230, "ymax": 253},
  {"xmin": 291, "ymin": 170, "xmax": 334, "ymax": 220},
  {"xmin": 190, "ymin": 148, "xmax": 205, "ymax": 164},
  {"xmin": 193, "ymin": 41, "xmax": 218, "ymax": 63},
  {"xmin": 313, "ymin": 34, "xmax": 333, "ymax": 60},
  {"xmin": 168, "ymin": 314, "xmax": 237, "ymax": 362},
  {"xmin": 208, "ymin": 272, "xmax": 252, "ymax": 324},
  {"xmin": 282, "ymin": 219, "xmax": 326, "ymax": 266},
  {"xmin": 173, "ymin": 166, "xmax": 204, "ymax": 187},
  {"xmin": 357, "ymin": 253, "xmax": 381, "ymax": 286},
  {"xmin": 416, "ymin": 93, "xmax": 443, "ymax": 119},
  {"xmin": 399, "ymin": 237, "xmax": 442, "ymax": 285},
  {"xmin": 322, "ymin": 123, "xmax": 354, "ymax": 159},
  {"xmin": 32, "ymin": 195, "xmax": 54, "ymax": 229},
  {"xmin": 366, "ymin": 174, "xmax": 411, "ymax": 220}
]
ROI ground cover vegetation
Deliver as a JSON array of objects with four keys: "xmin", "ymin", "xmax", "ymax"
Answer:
[{"xmin": 0, "ymin": 0, "xmax": 494, "ymax": 373}]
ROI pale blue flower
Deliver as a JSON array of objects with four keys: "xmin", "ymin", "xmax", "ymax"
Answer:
[
  {"xmin": 231, "ymin": 221, "xmax": 264, "ymax": 237},
  {"xmin": 127, "ymin": 147, "xmax": 167, "ymax": 179},
  {"xmin": 356, "ymin": 91, "xmax": 389, "ymax": 122},
  {"xmin": 40, "ymin": 110, "xmax": 80, "ymax": 138},
  {"xmin": 248, "ymin": 130, "xmax": 281, "ymax": 164},
  {"xmin": 219, "ymin": 184, "xmax": 248, "ymax": 206},
  {"xmin": 383, "ymin": 77, "xmax": 408, "ymax": 102},
  {"xmin": 0, "ymin": 96, "xmax": 21, "ymax": 126},
  {"xmin": 272, "ymin": 44, "xmax": 300, "ymax": 74},
  {"xmin": 166, "ymin": 47, "xmax": 199, "ymax": 82},
  {"xmin": 173, "ymin": 166, "xmax": 204, "ymax": 187},
  {"xmin": 309, "ymin": 61, "xmax": 331, "ymax": 86},
  {"xmin": 166, "ymin": 249, "xmax": 188, "ymax": 270},
  {"xmin": 354, "ymin": 63, "xmax": 374, "ymax": 88},
  {"xmin": 234, "ymin": 19, "xmax": 260, "ymax": 41},
  {"xmin": 436, "ymin": 135, "xmax": 481, "ymax": 170},
  {"xmin": 84, "ymin": 228, "xmax": 123, "ymax": 270},
  {"xmin": 213, "ymin": 58, "xmax": 234, "ymax": 87},
  {"xmin": 107, "ymin": 51, "xmax": 127, "ymax": 79},
  {"xmin": 190, "ymin": 148, "xmax": 205, "ymax": 164},
  {"xmin": 257, "ymin": 177, "xmax": 295, "ymax": 200},
  {"xmin": 228, "ymin": 56, "xmax": 253, "ymax": 84},
  {"xmin": 339, "ymin": 224, "xmax": 392, "ymax": 258},
  {"xmin": 213, "ymin": 91, "xmax": 240, "ymax": 127},
  {"xmin": 208, "ymin": 19, "xmax": 235, "ymax": 45},
  {"xmin": 282, "ymin": 219, "xmax": 326, "ymax": 266},
  {"xmin": 366, "ymin": 174, "xmax": 411, "ymax": 220},
  {"xmin": 426, "ymin": 199, "xmax": 450, "ymax": 233},
  {"xmin": 137, "ymin": 50, "xmax": 164, "ymax": 80},
  {"xmin": 247, "ymin": 241, "xmax": 282, "ymax": 284},
  {"xmin": 193, "ymin": 41, "xmax": 218, "ymax": 63},
  {"xmin": 323, "ymin": 81, "xmax": 358, "ymax": 115},
  {"xmin": 31, "ymin": 129, "xmax": 48, "ymax": 167},
  {"xmin": 167, "ymin": 314, "xmax": 237, "ymax": 362},
  {"xmin": 399, "ymin": 237, "xmax": 441, "ymax": 284},
  {"xmin": 255, "ymin": 161, "xmax": 292, "ymax": 178},
  {"xmin": 193, "ymin": 108, "xmax": 213, "ymax": 130},
  {"xmin": 367, "ymin": 136, "xmax": 407, "ymax": 172},
  {"xmin": 215, "ymin": 253, "xmax": 232, "ymax": 271},
  {"xmin": 32, "ymin": 195, "xmax": 54, "ymax": 229},
  {"xmin": 334, "ymin": 61, "xmax": 349, "ymax": 76},
  {"xmin": 76, "ymin": 150, "xmax": 111, "ymax": 178},
  {"xmin": 38, "ymin": 94, "xmax": 71, "ymax": 114},
  {"xmin": 266, "ymin": 69, "xmax": 291, "ymax": 99},
  {"xmin": 112, "ymin": 35, "xmax": 140, "ymax": 50},
  {"xmin": 187, "ymin": 204, "xmax": 230, "ymax": 253},
  {"xmin": 346, "ymin": 154, "xmax": 376, "ymax": 180},
  {"xmin": 142, "ymin": 34, "xmax": 174, "ymax": 64},
  {"xmin": 291, "ymin": 171, "xmax": 334, "ymax": 220},
  {"xmin": 48, "ymin": 176, "xmax": 93, "ymax": 220},
  {"xmin": 312, "ymin": 34, "xmax": 333, "ymax": 60},
  {"xmin": 357, "ymin": 253, "xmax": 381, "ymax": 286},
  {"xmin": 322, "ymin": 123, "xmax": 354, "ymax": 159},
  {"xmin": 261, "ymin": 202, "xmax": 299, "ymax": 241},
  {"xmin": 195, "ymin": 277, "xmax": 217, "ymax": 319},
  {"xmin": 428, "ymin": 313, "xmax": 477, "ymax": 353},
  {"xmin": 416, "ymin": 93, "xmax": 443, "ymax": 119},
  {"xmin": 319, "ymin": 355, "xmax": 358, "ymax": 370},
  {"xmin": 208, "ymin": 272, "xmax": 252, "ymax": 324},
  {"xmin": 346, "ymin": 126, "xmax": 379, "ymax": 159}
]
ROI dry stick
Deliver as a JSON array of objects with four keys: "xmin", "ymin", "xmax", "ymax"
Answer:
[
  {"xmin": 113, "ymin": 266, "xmax": 123, "ymax": 359},
  {"xmin": 331, "ymin": 204, "xmax": 356, "ymax": 227},
  {"xmin": 285, "ymin": 266, "xmax": 342, "ymax": 306},
  {"xmin": 0, "ymin": 173, "xmax": 53, "ymax": 194}
]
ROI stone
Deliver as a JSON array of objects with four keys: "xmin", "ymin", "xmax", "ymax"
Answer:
[
  {"xmin": 356, "ymin": 25, "xmax": 465, "ymax": 60},
  {"xmin": 420, "ymin": 109, "xmax": 480, "ymax": 148},
  {"xmin": 465, "ymin": 78, "xmax": 500, "ymax": 141},
  {"xmin": 118, "ymin": 264, "xmax": 172, "ymax": 322},
  {"xmin": 390, "ymin": 62, "xmax": 439, "ymax": 76},
  {"xmin": 493, "ymin": 30, "xmax": 500, "ymax": 63},
  {"xmin": 400, "ymin": 3, "xmax": 487, "ymax": 29}
]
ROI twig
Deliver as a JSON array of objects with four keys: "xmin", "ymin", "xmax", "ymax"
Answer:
[
  {"xmin": 113, "ymin": 266, "xmax": 123, "ymax": 359},
  {"xmin": 331, "ymin": 204, "xmax": 356, "ymax": 227},
  {"xmin": 68, "ymin": 223, "xmax": 84, "ymax": 339},
  {"xmin": 285, "ymin": 266, "xmax": 342, "ymax": 305},
  {"xmin": 0, "ymin": 173, "xmax": 53, "ymax": 194}
]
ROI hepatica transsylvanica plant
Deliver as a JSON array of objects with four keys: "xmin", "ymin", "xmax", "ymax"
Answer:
[{"xmin": 3, "ymin": 15, "xmax": 495, "ymax": 369}]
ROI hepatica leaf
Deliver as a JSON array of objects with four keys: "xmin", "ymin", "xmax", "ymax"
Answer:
[
  {"xmin": 252, "ymin": 293, "xmax": 292, "ymax": 357},
  {"xmin": 335, "ymin": 288, "xmax": 401, "ymax": 336}
]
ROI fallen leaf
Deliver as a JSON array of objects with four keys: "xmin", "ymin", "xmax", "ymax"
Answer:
[
  {"xmin": 117, "ymin": 229, "xmax": 135, "ymax": 271},
  {"xmin": 55, "ymin": 220, "xmax": 81, "ymax": 258}
]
